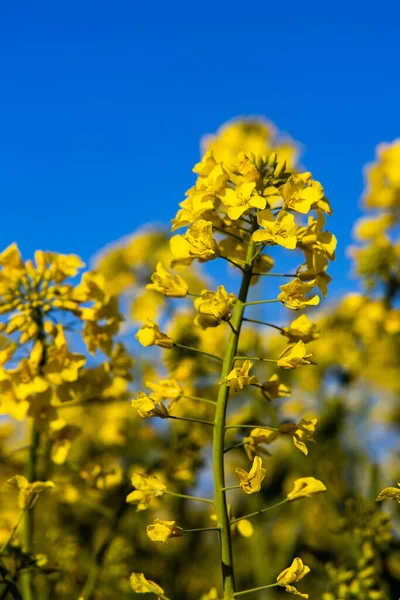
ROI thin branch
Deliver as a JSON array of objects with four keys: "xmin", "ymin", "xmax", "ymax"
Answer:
[
  {"xmin": 230, "ymin": 498, "xmax": 290, "ymax": 524},
  {"xmin": 163, "ymin": 490, "xmax": 214, "ymax": 504},
  {"xmin": 223, "ymin": 442, "xmax": 246, "ymax": 454},
  {"xmin": 167, "ymin": 415, "xmax": 215, "ymax": 427},
  {"xmin": 180, "ymin": 394, "xmax": 216, "ymax": 406},
  {"xmin": 173, "ymin": 343, "xmax": 223, "ymax": 362},
  {"xmin": 225, "ymin": 425, "xmax": 279, "ymax": 431},
  {"xmin": 234, "ymin": 583, "xmax": 279, "ymax": 596},
  {"xmin": 242, "ymin": 317, "xmax": 284, "ymax": 332},
  {"xmin": 234, "ymin": 356, "xmax": 277, "ymax": 364},
  {"xmin": 243, "ymin": 299, "xmax": 280, "ymax": 306},
  {"xmin": 219, "ymin": 255, "xmax": 245, "ymax": 271},
  {"xmin": 184, "ymin": 527, "xmax": 220, "ymax": 533}
]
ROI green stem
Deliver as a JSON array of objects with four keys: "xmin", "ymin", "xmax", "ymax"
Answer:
[
  {"xmin": 213, "ymin": 225, "xmax": 258, "ymax": 600},
  {"xmin": 225, "ymin": 425, "xmax": 278, "ymax": 431},
  {"xmin": 242, "ymin": 318, "xmax": 284, "ymax": 332},
  {"xmin": 79, "ymin": 491, "xmax": 128, "ymax": 600},
  {"xmin": 1, "ymin": 510, "xmax": 24, "ymax": 553},
  {"xmin": 223, "ymin": 442, "xmax": 246, "ymax": 454},
  {"xmin": 167, "ymin": 415, "xmax": 214, "ymax": 427},
  {"xmin": 20, "ymin": 422, "xmax": 40, "ymax": 600},
  {"xmin": 221, "ymin": 485, "xmax": 241, "ymax": 492},
  {"xmin": 163, "ymin": 490, "xmax": 214, "ymax": 504},
  {"xmin": 219, "ymin": 256, "xmax": 245, "ymax": 271},
  {"xmin": 234, "ymin": 356, "xmax": 277, "ymax": 364},
  {"xmin": 251, "ymin": 273, "xmax": 296, "ymax": 278},
  {"xmin": 233, "ymin": 583, "xmax": 279, "ymax": 596},
  {"xmin": 184, "ymin": 527, "xmax": 220, "ymax": 533},
  {"xmin": 180, "ymin": 394, "xmax": 216, "ymax": 406},
  {"xmin": 173, "ymin": 343, "xmax": 222, "ymax": 362},
  {"xmin": 230, "ymin": 499, "xmax": 290, "ymax": 524},
  {"xmin": 243, "ymin": 299, "xmax": 280, "ymax": 306}
]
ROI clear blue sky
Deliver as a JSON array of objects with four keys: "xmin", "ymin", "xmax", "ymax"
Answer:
[{"xmin": 1, "ymin": 0, "xmax": 399, "ymax": 300}]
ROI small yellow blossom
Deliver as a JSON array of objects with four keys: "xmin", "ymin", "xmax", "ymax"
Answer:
[
  {"xmin": 136, "ymin": 319, "xmax": 174, "ymax": 349},
  {"xmin": 261, "ymin": 374, "xmax": 291, "ymax": 399},
  {"xmin": 126, "ymin": 472, "xmax": 166, "ymax": 511},
  {"xmin": 287, "ymin": 477, "xmax": 327, "ymax": 501},
  {"xmin": 170, "ymin": 220, "xmax": 219, "ymax": 265},
  {"xmin": 7, "ymin": 475, "xmax": 55, "ymax": 509},
  {"xmin": 146, "ymin": 262, "xmax": 189, "ymax": 297},
  {"xmin": 281, "ymin": 314, "xmax": 320, "ymax": 343},
  {"xmin": 291, "ymin": 418, "xmax": 318, "ymax": 455},
  {"xmin": 278, "ymin": 279, "xmax": 320, "ymax": 311},
  {"xmin": 220, "ymin": 360, "xmax": 258, "ymax": 392},
  {"xmin": 277, "ymin": 557, "xmax": 310, "ymax": 598},
  {"xmin": 220, "ymin": 182, "xmax": 265, "ymax": 220},
  {"xmin": 133, "ymin": 392, "xmax": 169, "ymax": 419},
  {"xmin": 252, "ymin": 210, "xmax": 297, "ymax": 249},
  {"xmin": 130, "ymin": 572, "xmax": 165, "ymax": 596},
  {"xmin": 195, "ymin": 285, "xmax": 235, "ymax": 328},
  {"xmin": 376, "ymin": 483, "xmax": 400, "ymax": 503},
  {"xmin": 146, "ymin": 518, "xmax": 184, "ymax": 543},
  {"xmin": 277, "ymin": 342, "xmax": 316, "ymax": 369},
  {"xmin": 242, "ymin": 428, "xmax": 279, "ymax": 460},
  {"xmin": 145, "ymin": 378, "xmax": 183, "ymax": 400},
  {"xmin": 200, "ymin": 587, "xmax": 222, "ymax": 600},
  {"xmin": 280, "ymin": 173, "xmax": 325, "ymax": 214},
  {"xmin": 235, "ymin": 456, "xmax": 266, "ymax": 494}
]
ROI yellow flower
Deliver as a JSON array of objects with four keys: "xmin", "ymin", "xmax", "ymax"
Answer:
[
  {"xmin": 278, "ymin": 278, "xmax": 320, "ymax": 311},
  {"xmin": 281, "ymin": 315, "xmax": 320, "ymax": 344},
  {"xmin": 135, "ymin": 319, "xmax": 173, "ymax": 349},
  {"xmin": 133, "ymin": 392, "xmax": 169, "ymax": 419},
  {"xmin": 296, "ymin": 212, "xmax": 337, "ymax": 260},
  {"xmin": 376, "ymin": 483, "xmax": 400, "ymax": 503},
  {"xmin": 146, "ymin": 518, "xmax": 184, "ymax": 543},
  {"xmin": 287, "ymin": 477, "xmax": 327, "ymax": 500},
  {"xmin": 220, "ymin": 360, "xmax": 258, "ymax": 392},
  {"xmin": 252, "ymin": 210, "xmax": 297, "ymax": 249},
  {"xmin": 49, "ymin": 420, "xmax": 81, "ymax": 465},
  {"xmin": 277, "ymin": 557, "xmax": 310, "ymax": 598},
  {"xmin": 7, "ymin": 475, "xmax": 55, "ymax": 509},
  {"xmin": 170, "ymin": 220, "xmax": 219, "ymax": 265},
  {"xmin": 260, "ymin": 374, "xmax": 291, "ymax": 399},
  {"xmin": 146, "ymin": 262, "xmax": 189, "ymax": 297},
  {"xmin": 278, "ymin": 418, "xmax": 318, "ymax": 455},
  {"xmin": 200, "ymin": 587, "xmax": 222, "ymax": 600},
  {"xmin": 279, "ymin": 173, "xmax": 325, "ymax": 214},
  {"xmin": 43, "ymin": 326, "xmax": 86, "ymax": 385},
  {"xmin": 220, "ymin": 182, "xmax": 265, "ymax": 220},
  {"xmin": 126, "ymin": 472, "xmax": 166, "ymax": 511},
  {"xmin": 195, "ymin": 285, "xmax": 235, "ymax": 328},
  {"xmin": 145, "ymin": 378, "xmax": 183, "ymax": 400},
  {"xmin": 130, "ymin": 572, "xmax": 165, "ymax": 596},
  {"xmin": 235, "ymin": 455, "xmax": 266, "ymax": 494},
  {"xmin": 242, "ymin": 428, "xmax": 279, "ymax": 460},
  {"xmin": 277, "ymin": 342, "xmax": 316, "ymax": 369}
]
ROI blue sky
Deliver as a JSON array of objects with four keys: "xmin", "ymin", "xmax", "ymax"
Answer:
[{"xmin": 1, "ymin": 0, "xmax": 399, "ymax": 301}]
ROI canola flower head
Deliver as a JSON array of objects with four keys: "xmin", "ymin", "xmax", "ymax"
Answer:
[
  {"xmin": 277, "ymin": 557, "xmax": 310, "ymax": 598},
  {"xmin": 133, "ymin": 392, "xmax": 169, "ymax": 419},
  {"xmin": 220, "ymin": 360, "xmax": 258, "ymax": 392},
  {"xmin": 277, "ymin": 341, "xmax": 316, "ymax": 369},
  {"xmin": 235, "ymin": 455, "xmax": 266, "ymax": 494},
  {"xmin": 135, "ymin": 319, "xmax": 173, "ymax": 349},
  {"xmin": 7, "ymin": 475, "xmax": 55, "ymax": 509},
  {"xmin": 146, "ymin": 262, "xmax": 189, "ymax": 298},
  {"xmin": 287, "ymin": 477, "xmax": 327, "ymax": 500},
  {"xmin": 376, "ymin": 483, "xmax": 400, "ymax": 503},
  {"xmin": 130, "ymin": 572, "xmax": 165, "ymax": 596},
  {"xmin": 146, "ymin": 518, "xmax": 184, "ymax": 543}
]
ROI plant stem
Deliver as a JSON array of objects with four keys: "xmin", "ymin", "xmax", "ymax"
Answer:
[
  {"xmin": 213, "ymin": 224, "xmax": 257, "ymax": 600},
  {"xmin": 230, "ymin": 498, "xmax": 290, "ymax": 524},
  {"xmin": 163, "ymin": 490, "xmax": 214, "ymax": 504},
  {"xmin": 233, "ymin": 583, "xmax": 278, "ymax": 596},
  {"xmin": 1, "ymin": 510, "xmax": 24, "ymax": 553},
  {"xmin": 184, "ymin": 527, "xmax": 220, "ymax": 533},
  {"xmin": 173, "ymin": 343, "xmax": 222, "ymax": 362},
  {"xmin": 243, "ymin": 299, "xmax": 280, "ymax": 306},
  {"xmin": 167, "ymin": 415, "xmax": 214, "ymax": 427},
  {"xmin": 20, "ymin": 422, "xmax": 40, "ymax": 600},
  {"xmin": 79, "ymin": 491, "xmax": 128, "ymax": 600},
  {"xmin": 234, "ymin": 356, "xmax": 277, "ymax": 364},
  {"xmin": 242, "ymin": 318, "xmax": 284, "ymax": 332},
  {"xmin": 225, "ymin": 425, "xmax": 278, "ymax": 431},
  {"xmin": 180, "ymin": 394, "xmax": 216, "ymax": 406}
]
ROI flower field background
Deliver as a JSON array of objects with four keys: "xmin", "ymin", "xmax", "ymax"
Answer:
[{"xmin": 0, "ymin": 117, "xmax": 400, "ymax": 600}]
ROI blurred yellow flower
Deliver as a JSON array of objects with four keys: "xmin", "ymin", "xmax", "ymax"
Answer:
[
  {"xmin": 133, "ymin": 392, "xmax": 169, "ymax": 419},
  {"xmin": 287, "ymin": 477, "xmax": 326, "ymax": 501},
  {"xmin": 376, "ymin": 483, "xmax": 400, "ymax": 503},
  {"xmin": 146, "ymin": 262, "xmax": 189, "ymax": 297},
  {"xmin": 277, "ymin": 341, "xmax": 316, "ymax": 369},
  {"xmin": 277, "ymin": 557, "xmax": 310, "ymax": 598},
  {"xmin": 220, "ymin": 360, "xmax": 258, "ymax": 392},
  {"xmin": 7, "ymin": 475, "xmax": 55, "ymax": 509},
  {"xmin": 126, "ymin": 472, "xmax": 166, "ymax": 511},
  {"xmin": 146, "ymin": 518, "xmax": 184, "ymax": 543},
  {"xmin": 130, "ymin": 572, "xmax": 165, "ymax": 596},
  {"xmin": 136, "ymin": 319, "xmax": 173, "ymax": 349},
  {"xmin": 235, "ymin": 456, "xmax": 266, "ymax": 494}
]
